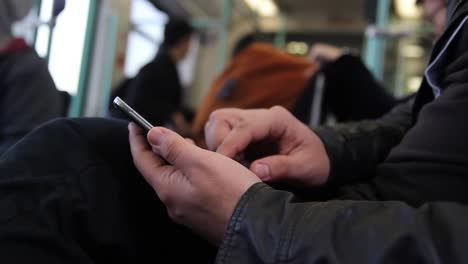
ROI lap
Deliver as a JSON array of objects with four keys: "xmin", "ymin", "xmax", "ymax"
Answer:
[{"xmin": 0, "ymin": 118, "xmax": 216, "ymax": 263}]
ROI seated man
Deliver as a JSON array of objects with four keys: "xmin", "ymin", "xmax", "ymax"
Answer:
[
  {"xmin": 110, "ymin": 18, "xmax": 195, "ymax": 129},
  {"xmin": 0, "ymin": 0, "xmax": 467, "ymax": 263}
]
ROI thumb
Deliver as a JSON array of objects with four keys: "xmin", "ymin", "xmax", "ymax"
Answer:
[
  {"xmin": 250, "ymin": 155, "xmax": 292, "ymax": 182},
  {"xmin": 147, "ymin": 127, "xmax": 199, "ymax": 168}
]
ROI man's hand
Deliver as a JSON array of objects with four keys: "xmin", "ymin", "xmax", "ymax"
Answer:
[
  {"xmin": 205, "ymin": 106, "xmax": 330, "ymax": 187},
  {"xmin": 128, "ymin": 123, "xmax": 261, "ymax": 245}
]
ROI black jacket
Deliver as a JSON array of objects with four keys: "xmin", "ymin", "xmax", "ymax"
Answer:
[
  {"xmin": 216, "ymin": 1, "xmax": 468, "ymax": 263},
  {"xmin": 293, "ymin": 54, "xmax": 400, "ymax": 125},
  {"xmin": 124, "ymin": 49, "xmax": 183, "ymax": 126}
]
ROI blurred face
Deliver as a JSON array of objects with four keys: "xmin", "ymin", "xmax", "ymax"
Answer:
[
  {"xmin": 179, "ymin": 35, "xmax": 192, "ymax": 59},
  {"xmin": 422, "ymin": 0, "xmax": 447, "ymax": 38},
  {"xmin": 171, "ymin": 35, "xmax": 192, "ymax": 63}
]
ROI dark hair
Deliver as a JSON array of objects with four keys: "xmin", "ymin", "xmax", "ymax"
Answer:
[
  {"xmin": 232, "ymin": 34, "xmax": 258, "ymax": 56},
  {"xmin": 162, "ymin": 18, "xmax": 194, "ymax": 48}
]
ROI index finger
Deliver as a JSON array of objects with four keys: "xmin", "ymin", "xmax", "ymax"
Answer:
[
  {"xmin": 216, "ymin": 124, "xmax": 253, "ymax": 159},
  {"xmin": 204, "ymin": 118, "xmax": 232, "ymax": 151}
]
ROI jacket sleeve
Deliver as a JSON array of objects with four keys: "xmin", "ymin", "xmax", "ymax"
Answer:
[
  {"xmin": 314, "ymin": 98, "xmax": 414, "ymax": 186},
  {"xmin": 321, "ymin": 54, "xmax": 398, "ymax": 122},
  {"xmin": 216, "ymin": 183, "xmax": 468, "ymax": 264}
]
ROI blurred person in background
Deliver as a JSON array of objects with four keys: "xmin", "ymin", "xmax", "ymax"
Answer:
[
  {"xmin": 297, "ymin": 0, "xmax": 447, "ymax": 123},
  {"xmin": 192, "ymin": 34, "xmax": 319, "ymax": 146},
  {"xmin": 309, "ymin": 0, "xmax": 446, "ymax": 64},
  {"xmin": 194, "ymin": 0, "xmax": 446, "ymax": 145},
  {"xmin": 419, "ymin": 0, "xmax": 447, "ymax": 39},
  {"xmin": 111, "ymin": 18, "xmax": 195, "ymax": 136},
  {"xmin": 0, "ymin": 0, "xmax": 63, "ymax": 155}
]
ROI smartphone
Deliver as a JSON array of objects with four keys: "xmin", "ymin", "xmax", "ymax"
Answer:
[{"xmin": 113, "ymin": 97, "xmax": 154, "ymax": 132}]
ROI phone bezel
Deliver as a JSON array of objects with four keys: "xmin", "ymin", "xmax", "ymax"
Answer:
[{"xmin": 113, "ymin": 97, "xmax": 154, "ymax": 132}]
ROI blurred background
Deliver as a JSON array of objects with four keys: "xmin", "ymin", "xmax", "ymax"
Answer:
[{"xmin": 13, "ymin": 0, "xmax": 433, "ymax": 117}]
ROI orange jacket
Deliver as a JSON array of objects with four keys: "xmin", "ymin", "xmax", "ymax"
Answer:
[{"xmin": 192, "ymin": 43, "xmax": 319, "ymax": 147}]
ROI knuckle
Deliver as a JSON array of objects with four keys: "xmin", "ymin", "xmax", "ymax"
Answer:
[
  {"xmin": 236, "ymin": 121, "xmax": 250, "ymax": 130},
  {"xmin": 270, "ymin": 105, "xmax": 288, "ymax": 114},
  {"xmin": 166, "ymin": 201, "xmax": 187, "ymax": 224},
  {"xmin": 277, "ymin": 159, "xmax": 291, "ymax": 177},
  {"xmin": 204, "ymin": 120, "xmax": 216, "ymax": 134},
  {"xmin": 156, "ymin": 168, "xmax": 179, "ymax": 204},
  {"xmin": 167, "ymin": 207, "xmax": 185, "ymax": 224},
  {"xmin": 209, "ymin": 108, "xmax": 240, "ymax": 122},
  {"xmin": 208, "ymin": 110, "xmax": 224, "ymax": 122},
  {"xmin": 208, "ymin": 111, "xmax": 218, "ymax": 122},
  {"xmin": 157, "ymin": 189, "xmax": 171, "ymax": 204},
  {"xmin": 270, "ymin": 106, "xmax": 292, "ymax": 120},
  {"xmin": 163, "ymin": 140, "xmax": 183, "ymax": 164}
]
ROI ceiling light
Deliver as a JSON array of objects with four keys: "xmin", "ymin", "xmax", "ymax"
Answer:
[
  {"xmin": 245, "ymin": 0, "xmax": 278, "ymax": 17},
  {"xmin": 259, "ymin": 0, "xmax": 278, "ymax": 17},
  {"xmin": 401, "ymin": 44, "xmax": 425, "ymax": 58},
  {"xmin": 287, "ymin": 41, "xmax": 309, "ymax": 56},
  {"xmin": 394, "ymin": 0, "xmax": 423, "ymax": 19}
]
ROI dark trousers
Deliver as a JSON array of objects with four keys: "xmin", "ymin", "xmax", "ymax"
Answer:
[{"xmin": 0, "ymin": 118, "xmax": 216, "ymax": 263}]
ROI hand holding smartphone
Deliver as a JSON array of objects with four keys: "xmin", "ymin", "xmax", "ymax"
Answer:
[{"xmin": 113, "ymin": 97, "xmax": 154, "ymax": 132}]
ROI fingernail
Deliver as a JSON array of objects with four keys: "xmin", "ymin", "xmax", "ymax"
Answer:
[
  {"xmin": 148, "ymin": 128, "xmax": 165, "ymax": 147},
  {"xmin": 253, "ymin": 164, "xmax": 270, "ymax": 180}
]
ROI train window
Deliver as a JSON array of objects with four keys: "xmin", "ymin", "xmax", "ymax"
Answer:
[
  {"xmin": 35, "ymin": 0, "xmax": 54, "ymax": 58},
  {"xmin": 35, "ymin": 0, "xmax": 91, "ymax": 95},
  {"xmin": 178, "ymin": 35, "xmax": 200, "ymax": 90},
  {"xmin": 124, "ymin": 0, "xmax": 168, "ymax": 78}
]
